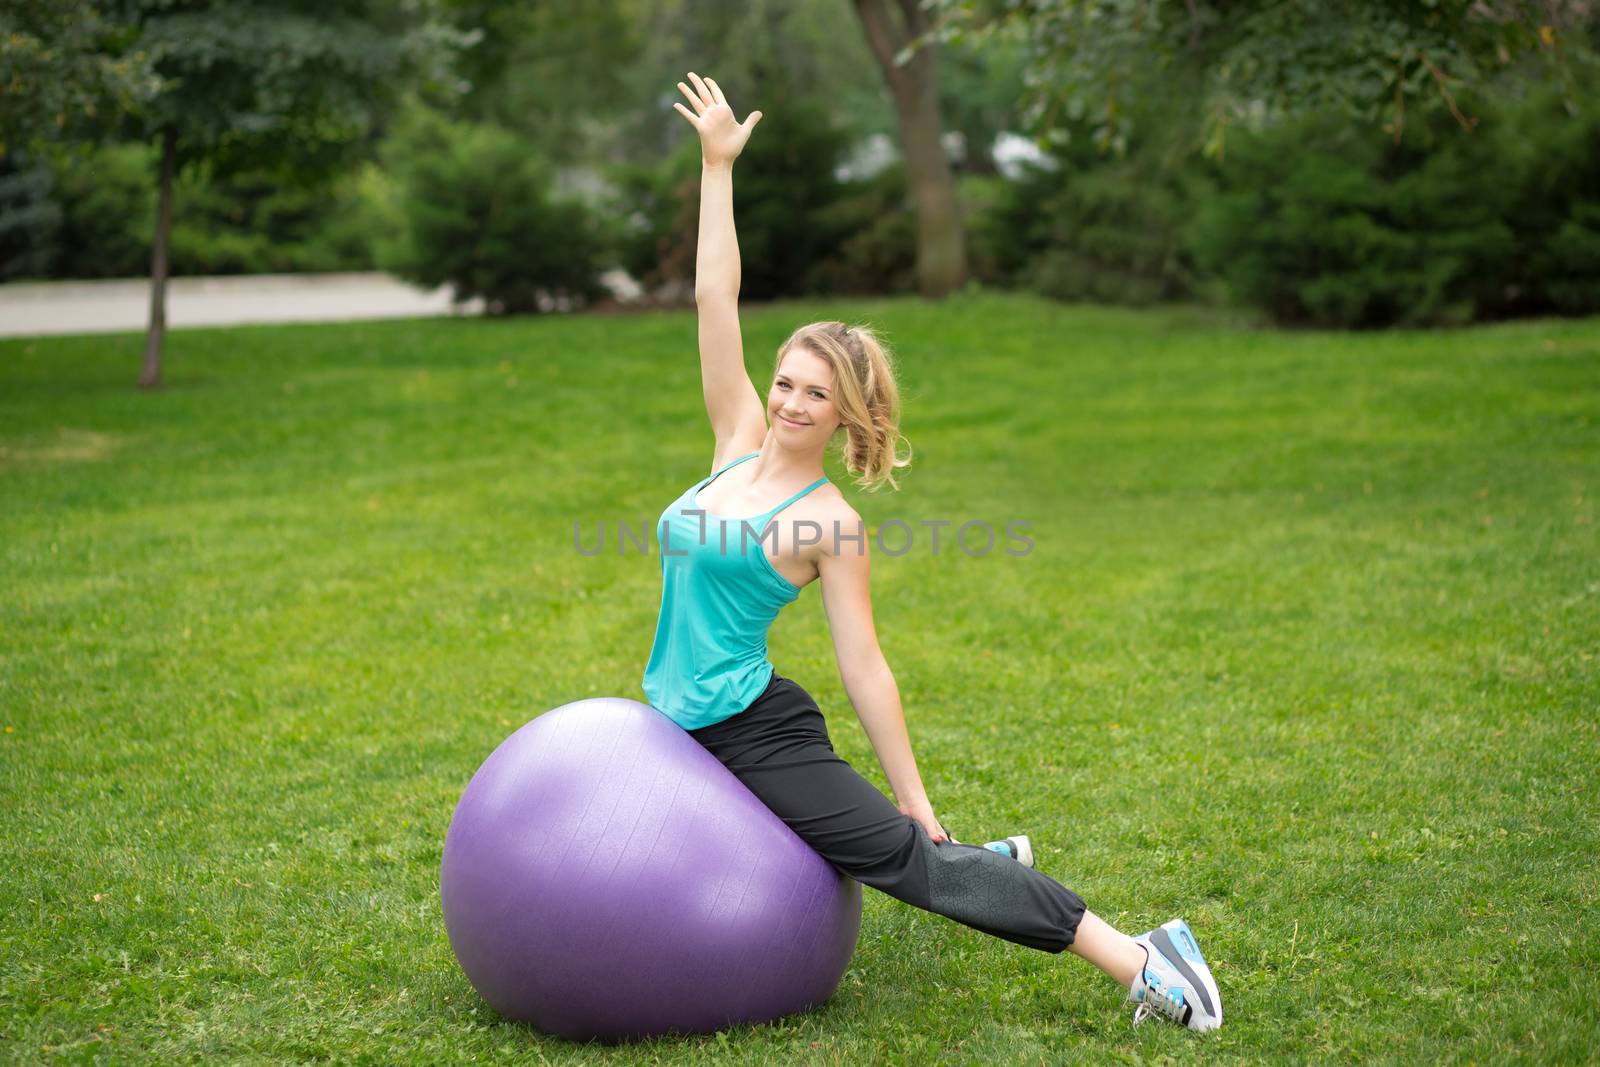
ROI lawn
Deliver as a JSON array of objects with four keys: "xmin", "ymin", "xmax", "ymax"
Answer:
[{"xmin": 2, "ymin": 292, "xmax": 1596, "ymax": 1064}]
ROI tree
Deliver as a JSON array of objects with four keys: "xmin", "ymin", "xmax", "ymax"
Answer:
[
  {"xmin": 438, "ymin": 0, "xmax": 642, "ymax": 167},
  {"xmin": 0, "ymin": 1, "xmax": 160, "ymax": 154},
  {"xmin": 921, "ymin": 0, "xmax": 1597, "ymax": 159},
  {"xmin": 1, "ymin": 1, "xmax": 161, "ymax": 283},
  {"xmin": 854, "ymin": 0, "xmax": 968, "ymax": 298},
  {"xmin": 2, "ymin": 0, "xmax": 468, "ymax": 389}
]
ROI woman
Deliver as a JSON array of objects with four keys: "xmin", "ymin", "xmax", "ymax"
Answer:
[{"xmin": 642, "ymin": 72, "xmax": 1223, "ymax": 1033}]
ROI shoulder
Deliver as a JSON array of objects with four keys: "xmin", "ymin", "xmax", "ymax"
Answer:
[{"xmin": 806, "ymin": 488, "xmax": 869, "ymax": 565}]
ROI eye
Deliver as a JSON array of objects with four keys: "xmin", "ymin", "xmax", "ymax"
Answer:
[{"xmin": 810, "ymin": 391, "xmax": 826, "ymax": 400}]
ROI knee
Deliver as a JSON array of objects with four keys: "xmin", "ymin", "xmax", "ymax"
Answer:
[{"xmin": 809, "ymin": 818, "xmax": 932, "ymax": 906}]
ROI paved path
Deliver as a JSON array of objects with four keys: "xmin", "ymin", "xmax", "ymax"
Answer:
[{"xmin": 0, "ymin": 272, "xmax": 500, "ymax": 338}]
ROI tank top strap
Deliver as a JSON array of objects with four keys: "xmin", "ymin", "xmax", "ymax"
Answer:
[
  {"xmin": 758, "ymin": 476, "xmax": 830, "ymax": 521},
  {"xmin": 705, "ymin": 452, "xmax": 760, "ymax": 484}
]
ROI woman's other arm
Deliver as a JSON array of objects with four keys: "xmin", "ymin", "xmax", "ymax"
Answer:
[
  {"xmin": 817, "ymin": 507, "xmax": 952, "ymax": 844},
  {"xmin": 673, "ymin": 73, "xmax": 767, "ymax": 468}
]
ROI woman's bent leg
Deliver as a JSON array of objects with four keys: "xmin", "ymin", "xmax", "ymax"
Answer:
[{"xmin": 689, "ymin": 673, "xmax": 1087, "ymax": 954}]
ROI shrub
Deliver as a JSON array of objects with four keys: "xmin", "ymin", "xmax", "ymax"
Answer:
[
  {"xmin": 167, "ymin": 163, "xmax": 376, "ymax": 276},
  {"xmin": 1184, "ymin": 111, "xmax": 1510, "ymax": 327},
  {"xmin": 0, "ymin": 153, "xmax": 61, "ymax": 280},
  {"xmin": 802, "ymin": 161, "xmax": 917, "ymax": 296},
  {"xmin": 1183, "ymin": 76, "xmax": 1600, "ymax": 327},
  {"xmin": 966, "ymin": 126, "xmax": 1199, "ymax": 306},
  {"xmin": 3, "ymin": 140, "xmax": 380, "ymax": 280},
  {"xmin": 376, "ymin": 105, "xmax": 610, "ymax": 314},
  {"xmin": 603, "ymin": 97, "xmax": 856, "ymax": 302},
  {"xmin": 1488, "ymin": 79, "xmax": 1600, "ymax": 316},
  {"xmin": 604, "ymin": 138, "xmax": 702, "ymax": 298},
  {"xmin": 23, "ymin": 142, "xmax": 152, "ymax": 279}
]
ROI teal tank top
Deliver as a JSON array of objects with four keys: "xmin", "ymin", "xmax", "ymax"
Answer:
[{"xmin": 642, "ymin": 452, "xmax": 830, "ymax": 730}]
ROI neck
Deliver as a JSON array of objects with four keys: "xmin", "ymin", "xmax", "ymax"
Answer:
[{"xmin": 752, "ymin": 430, "xmax": 826, "ymax": 484}]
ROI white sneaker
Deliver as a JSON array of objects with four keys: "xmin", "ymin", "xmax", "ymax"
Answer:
[
  {"xmin": 1126, "ymin": 919, "xmax": 1223, "ymax": 1032},
  {"xmin": 982, "ymin": 834, "xmax": 1034, "ymax": 868}
]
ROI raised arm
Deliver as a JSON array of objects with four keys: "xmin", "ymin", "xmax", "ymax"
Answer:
[{"xmin": 673, "ymin": 73, "xmax": 767, "ymax": 465}]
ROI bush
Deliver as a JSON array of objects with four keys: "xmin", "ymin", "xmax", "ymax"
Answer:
[
  {"xmin": 954, "ymin": 172, "xmax": 1008, "ymax": 285},
  {"xmin": 1183, "ymin": 77, "xmax": 1600, "ymax": 327},
  {"xmin": 1184, "ymin": 112, "xmax": 1511, "ymax": 327},
  {"xmin": 10, "ymin": 142, "xmax": 151, "ymax": 279},
  {"xmin": 0, "ymin": 153, "xmax": 61, "ymax": 280},
  {"xmin": 604, "ymin": 138, "xmax": 702, "ymax": 298},
  {"xmin": 603, "ymin": 97, "xmax": 857, "ymax": 302},
  {"xmin": 1, "ymin": 140, "xmax": 380, "ymax": 280},
  {"xmin": 372, "ymin": 104, "xmax": 612, "ymax": 315},
  {"xmin": 1490, "ymin": 80, "xmax": 1600, "ymax": 316},
  {"xmin": 167, "ymin": 163, "xmax": 377, "ymax": 276},
  {"xmin": 802, "ymin": 161, "xmax": 918, "ymax": 296},
  {"xmin": 966, "ymin": 125, "xmax": 1199, "ymax": 306}
]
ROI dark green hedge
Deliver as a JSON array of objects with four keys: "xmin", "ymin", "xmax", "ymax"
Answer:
[
  {"xmin": 0, "ymin": 142, "xmax": 375, "ymax": 281},
  {"xmin": 1182, "ymin": 79, "xmax": 1600, "ymax": 327}
]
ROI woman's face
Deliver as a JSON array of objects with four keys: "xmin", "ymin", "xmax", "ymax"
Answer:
[{"xmin": 767, "ymin": 348, "xmax": 841, "ymax": 445}]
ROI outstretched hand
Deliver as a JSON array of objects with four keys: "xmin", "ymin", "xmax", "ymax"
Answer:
[{"xmin": 672, "ymin": 71, "xmax": 762, "ymax": 167}]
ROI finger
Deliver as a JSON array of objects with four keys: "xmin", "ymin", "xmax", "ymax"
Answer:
[
  {"xmin": 742, "ymin": 110, "xmax": 762, "ymax": 130},
  {"xmin": 687, "ymin": 71, "xmax": 715, "ymax": 107},
  {"xmin": 672, "ymin": 102, "xmax": 697, "ymax": 125},
  {"xmin": 705, "ymin": 77, "xmax": 728, "ymax": 107},
  {"xmin": 676, "ymin": 82, "xmax": 705, "ymax": 114}
]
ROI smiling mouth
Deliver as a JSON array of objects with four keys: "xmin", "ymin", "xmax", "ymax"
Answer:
[{"xmin": 778, "ymin": 415, "xmax": 809, "ymax": 427}]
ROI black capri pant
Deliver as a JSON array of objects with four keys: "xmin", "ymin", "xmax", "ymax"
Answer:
[{"xmin": 688, "ymin": 671, "xmax": 1086, "ymax": 953}]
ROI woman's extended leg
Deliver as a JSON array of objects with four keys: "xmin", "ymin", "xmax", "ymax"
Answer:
[
  {"xmin": 691, "ymin": 673, "xmax": 1095, "ymax": 954},
  {"xmin": 1071, "ymin": 911, "xmax": 1147, "ymax": 987}
]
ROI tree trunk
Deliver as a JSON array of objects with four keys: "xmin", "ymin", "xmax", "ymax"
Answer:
[
  {"xmin": 139, "ymin": 126, "xmax": 177, "ymax": 390},
  {"xmin": 853, "ymin": 0, "xmax": 967, "ymax": 299}
]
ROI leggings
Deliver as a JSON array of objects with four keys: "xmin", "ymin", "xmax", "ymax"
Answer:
[{"xmin": 688, "ymin": 671, "xmax": 1087, "ymax": 953}]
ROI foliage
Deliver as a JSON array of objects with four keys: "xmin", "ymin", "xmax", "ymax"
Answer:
[
  {"xmin": 604, "ymin": 136, "xmax": 703, "ymax": 297},
  {"xmin": 164, "ymin": 164, "xmax": 378, "ymax": 276},
  {"xmin": 932, "ymin": 32, "xmax": 1032, "ymax": 175},
  {"xmin": 435, "ymin": 0, "xmax": 641, "ymax": 166},
  {"xmin": 0, "ymin": 141, "xmax": 380, "ymax": 280},
  {"xmin": 803, "ymin": 163, "xmax": 919, "ymax": 296},
  {"xmin": 376, "ymin": 104, "xmax": 611, "ymax": 315},
  {"xmin": 19, "ymin": 142, "xmax": 149, "ymax": 279},
  {"xmin": 605, "ymin": 96, "xmax": 857, "ymax": 302},
  {"xmin": 1183, "ymin": 78, "xmax": 1600, "ymax": 327},
  {"xmin": 724, "ymin": 97, "xmax": 856, "ymax": 301},
  {"xmin": 0, "ymin": 154, "xmax": 59, "ymax": 280},
  {"xmin": 125, "ymin": 0, "xmax": 470, "ymax": 180},
  {"xmin": 966, "ymin": 103, "xmax": 1200, "ymax": 305},
  {"xmin": 607, "ymin": 0, "xmax": 896, "ymax": 172},
  {"xmin": 0, "ymin": 0, "xmax": 161, "ymax": 153},
  {"xmin": 3, "ymin": 0, "xmax": 470, "ymax": 178},
  {"xmin": 922, "ymin": 0, "xmax": 1597, "ymax": 158}
]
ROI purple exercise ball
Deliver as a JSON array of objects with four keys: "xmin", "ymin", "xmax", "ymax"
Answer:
[{"xmin": 440, "ymin": 697, "xmax": 862, "ymax": 1043}]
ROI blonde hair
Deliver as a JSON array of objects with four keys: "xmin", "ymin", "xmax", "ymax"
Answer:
[{"xmin": 774, "ymin": 321, "xmax": 912, "ymax": 492}]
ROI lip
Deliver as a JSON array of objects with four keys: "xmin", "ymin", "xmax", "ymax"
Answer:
[{"xmin": 777, "ymin": 415, "xmax": 809, "ymax": 428}]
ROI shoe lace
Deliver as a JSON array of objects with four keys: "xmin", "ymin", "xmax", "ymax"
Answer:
[{"xmin": 1132, "ymin": 972, "xmax": 1188, "ymax": 1028}]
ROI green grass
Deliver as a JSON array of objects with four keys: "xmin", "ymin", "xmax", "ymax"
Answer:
[{"xmin": 2, "ymin": 292, "xmax": 1597, "ymax": 1064}]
